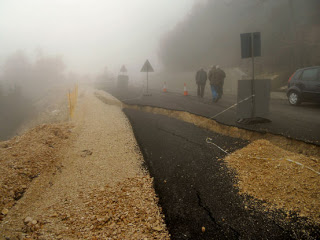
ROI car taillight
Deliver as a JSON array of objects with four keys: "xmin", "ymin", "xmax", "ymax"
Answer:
[{"xmin": 288, "ymin": 72, "xmax": 295, "ymax": 83}]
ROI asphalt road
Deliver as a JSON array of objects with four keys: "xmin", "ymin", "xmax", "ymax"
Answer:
[
  {"xmin": 108, "ymin": 87, "xmax": 320, "ymax": 145},
  {"xmin": 124, "ymin": 108, "xmax": 319, "ymax": 240}
]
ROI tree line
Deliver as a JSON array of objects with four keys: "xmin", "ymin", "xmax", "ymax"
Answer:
[{"xmin": 159, "ymin": 0, "xmax": 320, "ymax": 79}]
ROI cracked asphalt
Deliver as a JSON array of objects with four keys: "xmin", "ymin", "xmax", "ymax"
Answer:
[
  {"xmin": 109, "ymin": 87, "xmax": 320, "ymax": 145},
  {"xmin": 124, "ymin": 108, "xmax": 295, "ymax": 240}
]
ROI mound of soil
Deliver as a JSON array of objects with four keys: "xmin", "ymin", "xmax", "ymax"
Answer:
[
  {"xmin": 0, "ymin": 123, "xmax": 73, "ymax": 221},
  {"xmin": 225, "ymin": 139, "xmax": 320, "ymax": 224}
]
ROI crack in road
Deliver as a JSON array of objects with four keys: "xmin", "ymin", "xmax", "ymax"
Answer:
[
  {"xmin": 196, "ymin": 191, "xmax": 241, "ymax": 239},
  {"xmin": 124, "ymin": 103, "xmax": 320, "ymax": 153},
  {"xmin": 196, "ymin": 191, "xmax": 218, "ymax": 224}
]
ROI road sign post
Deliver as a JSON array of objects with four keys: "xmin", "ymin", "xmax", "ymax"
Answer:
[
  {"xmin": 238, "ymin": 32, "xmax": 270, "ymax": 124},
  {"xmin": 140, "ymin": 59, "xmax": 154, "ymax": 96},
  {"xmin": 240, "ymin": 32, "xmax": 261, "ymax": 116},
  {"xmin": 251, "ymin": 32, "xmax": 255, "ymax": 118}
]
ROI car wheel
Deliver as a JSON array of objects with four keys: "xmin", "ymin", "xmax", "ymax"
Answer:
[{"xmin": 288, "ymin": 91, "xmax": 301, "ymax": 105}]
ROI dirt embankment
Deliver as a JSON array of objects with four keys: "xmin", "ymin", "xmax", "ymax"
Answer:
[
  {"xmin": 0, "ymin": 123, "xmax": 73, "ymax": 220},
  {"xmin": 0, "ymin": 88, "xmax": 169, "ymax": 240}
]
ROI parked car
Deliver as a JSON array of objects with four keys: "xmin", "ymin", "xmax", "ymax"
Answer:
[{"xmin": 287, "ymin": 66, "xmax": 320, "ymax": 105}]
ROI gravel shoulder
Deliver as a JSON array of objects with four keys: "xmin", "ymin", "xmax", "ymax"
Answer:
[{"xmin": 0, "ymin": 87, "xmax": 169, "ymax": 239}]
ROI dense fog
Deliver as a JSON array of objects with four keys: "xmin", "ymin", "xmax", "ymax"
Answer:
[
  {"xmin": 1, "ymin": 0, "xmax": 319, "ymax": 139},
  {"xmin": 0, "ymin": 0, "xmax": 195, "ymax": 139},
  {"xmin": 159, "ymin": 0, "xmax": 320, "ymax": 75},
  {"xmin": 0, "ymin": 51, "xmax": 72, "ymax": 139}
]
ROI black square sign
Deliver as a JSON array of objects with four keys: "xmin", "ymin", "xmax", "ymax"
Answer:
[{"xmin": 241, "ymin": 32, "xmax": 261, "ymax": 58}]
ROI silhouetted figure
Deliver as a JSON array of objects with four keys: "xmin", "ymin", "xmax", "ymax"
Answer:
[
  {"xmin": 208, "ymin": 65, "xmax": 226, "ymax": 102},
  {"xmin": 195, "ymin": 68, "xmax": 207, "ymax": 98}
]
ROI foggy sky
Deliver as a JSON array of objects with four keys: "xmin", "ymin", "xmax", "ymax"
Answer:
[{"xmin": 0, "ymin": 0, "xmax": 196, "ymax": 75}]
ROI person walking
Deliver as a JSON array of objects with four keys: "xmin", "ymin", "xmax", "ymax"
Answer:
[
  {"xmin": 195, "ymin": 68, "xmax": 207, "ymax": 98},
  {"xmin": 215, "ymin": 65, "xmax": 226, "ymax": 101},
  {"xmin": 208, "ymin": 65, "xmax": 218, "ymax": 102},
  {"xmin": 208, "ymin": 65, "xmax": 226, "ymax": 102}
]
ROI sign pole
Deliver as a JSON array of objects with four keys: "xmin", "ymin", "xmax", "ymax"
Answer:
[
  {"xmin": 251, "ymin": 33, "xmax": 255, "ymax": 119},
  {"xmin": 140, "ymin": 59, "xmax": 154, "ymax": 96},
  {"xmin": 147, "ymin": 64, "xmax": 149, "ymax": 94}
]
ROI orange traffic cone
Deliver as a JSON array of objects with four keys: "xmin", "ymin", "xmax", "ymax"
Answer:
[
  {"xmin": 163, "ymin": 81, "xmax": 167, "ymax": 92},
  {"xmin": 183, "ymin": 83, "xmax": 188, "ymax": 96}
]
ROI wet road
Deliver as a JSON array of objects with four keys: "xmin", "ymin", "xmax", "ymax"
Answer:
[
  {"xmin": 109, "ymin": 87, "xmax": 320, "ymax": 145},
  {"xmin": 124, "ymin": 109, "xmax": 305, "ymax": 240}
]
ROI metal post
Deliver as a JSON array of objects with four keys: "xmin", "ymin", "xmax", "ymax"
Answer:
[
  {"xmin": 147, "ymin": 70, "xmax": 149, "ymax": 94},
  {"xmin": 251, "ymin": 33, "xmax": 255, "ymax": 118}
]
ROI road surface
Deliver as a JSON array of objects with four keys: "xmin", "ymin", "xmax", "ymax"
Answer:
[
  {"xmin": 124, "ymin": 108, "xmax": 319, "ymax": 239},
  {"xmin": 107, "ymin": 87, "xmax": 320, "ymax": 145}
]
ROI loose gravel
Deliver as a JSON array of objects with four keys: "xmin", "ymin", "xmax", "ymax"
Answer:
[
  {"xmin": 0, "ymin": 88, "xmax": 169, "ymax": 239},
  {"xmin": 225, "ymin": 139, "xmax": 320, "ymax": 224}
]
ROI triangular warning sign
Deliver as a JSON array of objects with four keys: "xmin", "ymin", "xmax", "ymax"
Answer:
[
  {"xmin": 120, "ymin": 65, "xmax": 127, "ymax": 73},
  {"xmin": 140, "ymin": 60, "xmax": 154, "ymax": 72}
]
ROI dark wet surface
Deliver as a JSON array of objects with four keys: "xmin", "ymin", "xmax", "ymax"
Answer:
[{"xmin": 124, "ymin": 108, "xmax": 300, "ymax": 240}]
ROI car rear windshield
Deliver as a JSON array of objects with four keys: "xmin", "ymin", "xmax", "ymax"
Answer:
[{"xmin": 301, "ymin": 68, "xmax": 319, "ymax": 81}]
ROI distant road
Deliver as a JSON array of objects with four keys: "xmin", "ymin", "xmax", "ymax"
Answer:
[{"xmin": 106, "ymin": 86, "xmax": 320, "ymax": 145}]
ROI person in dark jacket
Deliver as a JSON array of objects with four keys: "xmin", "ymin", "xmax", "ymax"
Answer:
[
  {"xmin": 208, "ymin": 65, "xmax": 226, "ymax": 102},
  {"xmin": 214, "ymin": 65, "xmax": 226, "ymax": 101},
  {"xmin": 208, "ymin": 65, "xmax": 218, "ymax": 102},
  {"xmin": 195, "ymin": 68, "xmax": 207, "ymax": 98}
]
